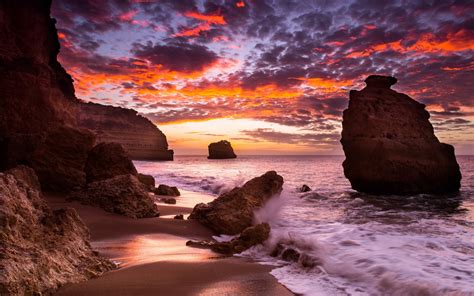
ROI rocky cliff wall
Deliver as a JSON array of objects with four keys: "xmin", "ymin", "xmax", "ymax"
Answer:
[{"xmin": 78, "ymin": 102, "xmax": 173, "ymax": 160}]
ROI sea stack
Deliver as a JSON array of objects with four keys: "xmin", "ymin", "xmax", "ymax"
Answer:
[
  {"xmin": 208, "ymin": 140, "xmax": 237, "ymax": 159},
  {"xmin": 340, "ymin": 75, "xmax": 461, "ymax": 195}
]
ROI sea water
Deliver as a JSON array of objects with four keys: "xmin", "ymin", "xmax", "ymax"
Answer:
[{"xmin": 135, "ymin": 155, "xmax": 474, "ymax": 296}]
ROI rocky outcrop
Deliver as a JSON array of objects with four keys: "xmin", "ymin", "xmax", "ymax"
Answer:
[
  {"xmin": 29, "ymin": 126, "xmax": 95, "ymax": 192},
  {"xmin": 0, "ymin": 0, "xmax": 79, "ymax": 170},
  {"xmin": 0, "ymin": 170, "xmax": 113, "ymax": 295},
  {"xmin": 186, "ymin": 223, "xmax": 270, "ymax": 255},
  {"xmin": 341, "ymin": 75, "xmax": 461, "ymax": 194},
  {"xmin": 189, "ymin": 171, "xmax": 283, "ymax": 235},
  {"xmin": 207, "ymin": 140, "xmax": 237, "ymax": 159},
  {"xmin": 69, "ymin": 174, "xmax": 160, "ymax": 218},
  {"xmin": 138, "ymin": 173, "xmax": 155, "ymax": 191},
  {"xmin": 78, "ymin": 102, "xmax": 173, "ymax": 160},
  {"xmin": 155, "ymin": 184, "xmax": 180, "ymax": 196},
  {"xmin": 85, "ymin": 142, "xmax": 137, "ymax": 183}
]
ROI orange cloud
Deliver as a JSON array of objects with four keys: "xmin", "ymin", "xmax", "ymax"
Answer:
[
  {"xmin": 294, "ymin": 77, "xmax": 354, "ymax": 93},
  {"xmin": 174, "ymin": 11, "xmax": 226, "ymax": 37},
  {"xmin": 236, "ymin": 1, "xmax": 245, "ymax": 8},
  {"xmin": 346, "ymin": 30, "xmax": 474, "ymax": 58},
  {"xmin": 183, "ymin": 11, "xmax": 226, "ymax": 25},
  {"xmin": 174, "ymin": 23, "xmax": 211, "ymax": 37}
]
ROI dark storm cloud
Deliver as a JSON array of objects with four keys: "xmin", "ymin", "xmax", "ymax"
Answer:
[{"xmin": 131, "ymin": 41, "xmax": 219, "ymax": 72}]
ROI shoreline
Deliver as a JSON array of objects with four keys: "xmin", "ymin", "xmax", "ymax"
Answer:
[{"xmin": 44, "ymin": 191, "xmax": 293, "ymax": 295}]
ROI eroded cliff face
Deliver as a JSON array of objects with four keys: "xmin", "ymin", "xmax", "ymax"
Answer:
[
  {"xmin": 340, "ymin": 75, "xmax": 461, "ymax": 194},
  {"xmin": 78, "ymin": 102, "xmax": 174, "ymax": 160},
  {"xmin": 0, "ymin": 0, "xmax": 81, "ymax": 170}
]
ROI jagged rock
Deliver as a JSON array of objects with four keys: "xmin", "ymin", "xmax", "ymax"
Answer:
[
  {"xmin": 186, "ymin": 223, "xmax": 270, "ymax": 254},
  {"xmin": 162, "ymin": 197, "xmax": 177, "ymax": 204},
  {"xmin": 207, "ymin": 140, "xmax": 237, "ymax": 159},
  {"xmin": 0, "ymin": 171, "xmax": 113, "ymax": 295},
  {"xmin": 174, "ymin": 214, "xmax": 184, "ymax": 220},
  {"xmin": 155, "ymin": 184, "xmax": 180, "ymax": 196},
  {"xmin": 299, "ymin": 184, "xmax": 311, "ymax": 192},
  {"xmin": 69, "ymin": 174, "xmax": 160, "ymax": 218},
  {"xmin": 85, "ymin": 142, "xmax": 137, "ymax": 183},
  {"xmin": 138, "ymin": 173, "xmax": 155, "ymax": 191},
  {"xmin": 341, "ymin": 75, "xmax": 462, "ymax": 194},
  {"xmin": 78, "ymin": 102, "xmax": 173, "ymax": 160},
  {"xmin": 5, "ymin": 165, "xmax": 41, "ymax": 191},
  {"xmin": 189, "ymin": 171, "xmax": 283, "ymax": 235},
  {"xmin": 29, "ymin": 126, "xmax": 95, "ymax": 192}
]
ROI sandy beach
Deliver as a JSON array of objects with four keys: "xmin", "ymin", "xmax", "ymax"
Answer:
[{"xmin": 44, "ymin": 191, "xmax": 293, "ymax": 296}]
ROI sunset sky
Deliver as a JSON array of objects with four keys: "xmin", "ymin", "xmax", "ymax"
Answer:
[{"xmin": 52, "ymin": 0, "xmax": 474, "ymax": 155}]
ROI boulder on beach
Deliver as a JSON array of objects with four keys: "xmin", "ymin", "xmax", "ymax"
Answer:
[
  {"xmin": 29, "ymin": 126, "xmax": 96, "ymax": 192},
  {"xmin": 341, "ymin": 75, "xmax": 462, "ymax": 194},
  {"xmin": 207, "ymin": 140, "xmax": 237, "ymax": 159},
  {"xmin": 0, "ymin": 170, "xmax": 113, "ymax": 295},
  {"xmin": 186, "ymin": 223, "xmax": 270, "ymax": 255},
  {"xmin": 138, "ymin": 173, "xmax": 155, "ymax": 191},
  {"xmin": 189, "ymin": 171, "xmax": 283, "ymax": 235},
  {"xmin": 162, "ymin": 197, "xmax": 177, "ymax": 204},
  {"xmin": 85, "ymin": 142, "xmax": 137, "ymax": 183},
  {"xmin": 155, "ymin": 184, "xmax": 180, "ymax": 196},
  {"xmin": 69, "ymin": 174, "xmax": 160, "ymax": 218}
]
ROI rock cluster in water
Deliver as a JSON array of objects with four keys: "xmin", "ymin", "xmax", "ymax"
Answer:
[
  {"xmin": 186, "ymin": 223, "xmax": 270, "ymax": 254},
  {"xmin": 189, "ymin": 171, "xmax": 283, "ymax": 235},
  {"xmin": 0, "ymin": 167, "xmax": 114, "ymax": 295},
  {"xmin": 207, "ymin": 140, "xmax": 237, "ymax": 159},
  {"xmin": 341, "ymin": 75, "xmax": 461, "ymax": 194}
]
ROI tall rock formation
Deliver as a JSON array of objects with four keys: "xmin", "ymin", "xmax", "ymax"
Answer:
[
  {"xmin": 78, "ymin": 102, "xmax": 173, "ymax": 160},
  {"xmin": 340, "ymin": 75, "xmax": 461, "ymax": 194},
  {"xmin": 208, "ymin": 140, "xmax": 237, "ymax": 159},
  {"xmin": 0, "ymin": 0, "xmax": 79, "ymax": 169}
]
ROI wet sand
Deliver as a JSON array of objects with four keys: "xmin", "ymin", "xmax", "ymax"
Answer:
[{"xmin": 44, "ymin": 192, "xmax": 292, "ymax": 296}]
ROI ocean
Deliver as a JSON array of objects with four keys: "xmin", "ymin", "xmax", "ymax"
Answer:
[{"xmin": 135, "ymin": 155, "xmax": 474, "ymax": 296}]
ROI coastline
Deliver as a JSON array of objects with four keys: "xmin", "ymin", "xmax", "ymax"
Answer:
[{"xmin": 44, "ymin": 191, "xmax": 293, "ymax": 295}]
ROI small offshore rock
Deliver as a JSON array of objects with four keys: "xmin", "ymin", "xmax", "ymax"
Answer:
[
  {"xmin": 299, "ymin": 184, "xmax": 312, "ymax": 192},
  {"xmin": 155, "ymin": 184, "xmax": 180, "ymax": 196},
  {"xmin": 207, "ymin": 140, "xmax": 237, "ymax": 159},
  {"xmin": 174, "ymin": 214, "xmax": 184, "ymax": 220}
]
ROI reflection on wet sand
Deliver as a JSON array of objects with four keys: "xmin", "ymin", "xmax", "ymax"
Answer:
[{"xmin": 93, "ymin": 234, "xmax": 214, "ymax": 267}]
